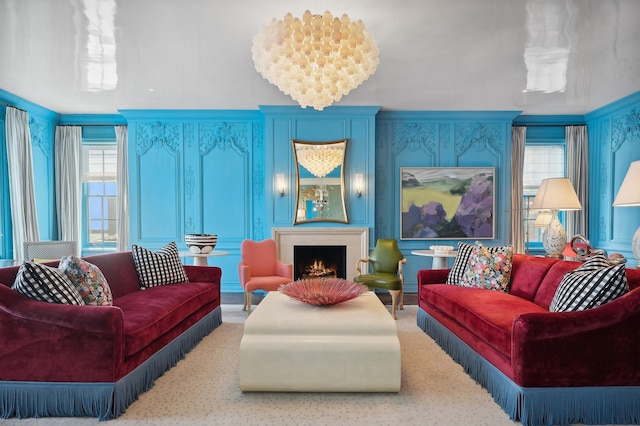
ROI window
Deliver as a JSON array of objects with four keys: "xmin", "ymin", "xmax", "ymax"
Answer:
[
  {"xmin": 522, "ymin": 144, "xmax": 565, "ymax": 251},
  {"xmin": 82, "ymin": 144, "xmax": 117, "ymax": 248}
]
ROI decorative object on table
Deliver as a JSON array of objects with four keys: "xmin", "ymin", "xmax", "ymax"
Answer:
[
  {"xmin": 354, "ymin": 238, "xmax": 406, "ymax": 319},
  {"xmin": 530, "ymin": 177, "xmax": 582, "ymax": 258},
  {"xmin": 279, "ymin": 278, "xmax": 368, "ymax": 306},
  {"xmin": 401, "ymin": 167, "xmax": 495, "ymax": 240},
  {"xmin": 185, "ymin": 234, "xmax": 218, "ymax": 254},
  {"xmin": 612, "ymin": 160, "xmax": 640, "ymax": 267},
  {"xmin": 292, "ymin": 139, "xmax": 348, "ymax": 225},
  {"xmin": 430, "ymin": 245, "xmax": 454, "ymax": 255},
  {"xmin": 251, "ymin": 10, "xmax": 379, "ymax": 111}
]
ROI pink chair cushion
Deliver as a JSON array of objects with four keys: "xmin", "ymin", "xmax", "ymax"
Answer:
[{"xmin": 245, "ymin": 276, "xmax": 292, "ymax": 292}]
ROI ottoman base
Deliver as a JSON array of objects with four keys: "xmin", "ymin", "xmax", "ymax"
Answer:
[{"xmin": 239, "ymin": 291, "xmax": 401, "ymax": 392}]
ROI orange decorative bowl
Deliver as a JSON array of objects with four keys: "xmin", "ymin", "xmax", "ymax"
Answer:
[{"xmin": 279, "ymin": 278, "xmax": 369, "ymax": 306}]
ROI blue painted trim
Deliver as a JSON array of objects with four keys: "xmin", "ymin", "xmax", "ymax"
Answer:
[
  {"xmin": 585, "ymin": 91, "xmax": 640, "ymax": 120},
  {"xmin": 58, "ymin": 114, "xmax": 127, "ymax": 125},
  {"xmin": 417, "ymin": 308, "xmax": 640, "ymax": 426},
  {"xmin": 0, "ymin": 306, "xmax": 222, "ymax": 420},
  {"xmin": 377, "ymin": 110, "xmax": 521, "ymax": 121},
  {"xmin": 119, "ymin": 109, "xmax": 263, "ymax": 120},
  {"xmin": 512, "ymin": 115, "xmax": 586, "ymax": 126},
  {"xmin": 0, "ymin": 90, "xmax": 59, "ymax": 121}
]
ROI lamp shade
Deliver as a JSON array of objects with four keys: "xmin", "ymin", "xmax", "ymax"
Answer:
[
  {"xmin": 530, "ymin": 178, "xmax": 582, "ymax": 211},
  {"xmin": 613, "ymin": 160, "xmax": 640, "ymax": 206}
]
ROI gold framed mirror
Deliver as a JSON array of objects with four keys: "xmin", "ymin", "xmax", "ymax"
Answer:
[{"xmin": 292, "ymin": 139, "xmax": 348, "ymax": 224}]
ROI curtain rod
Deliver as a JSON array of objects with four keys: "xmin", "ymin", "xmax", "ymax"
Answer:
[{"xmin": 0, "ymin": 102, "xmax": 27, "ymax": 112}]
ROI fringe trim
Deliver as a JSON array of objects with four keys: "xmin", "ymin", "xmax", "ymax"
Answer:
[
  {"xmin": 417, "ymin": 308, "xmax": 640, "ymax": 426},
  {"xmin": 0, "ymin": 306, "xmax": 222, "ymax": 421}
]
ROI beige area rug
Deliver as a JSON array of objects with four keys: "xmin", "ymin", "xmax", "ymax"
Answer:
[{"xmin": 5, "ymin": 305, "xmax": 519, "ymax": 426}]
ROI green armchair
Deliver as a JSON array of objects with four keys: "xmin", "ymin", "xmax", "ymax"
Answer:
[{"xmin": 354, "ymin": 238, "xmax": 407, "ymax": 319}]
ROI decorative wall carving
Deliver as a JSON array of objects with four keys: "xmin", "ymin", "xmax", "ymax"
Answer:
[
  {"xmin": 136, "ymin": 122, "xmax": 180, "ymax": 154},
  {"xmin": 185, "ymin": 164, "xmax": 195, "ymax": 202},
  {"xmin": 199, "ymin": 122, "xmax": 249, "ymax": 155},
  {"xmin": 454, "ymin": 123, "xmax": 501, "ymax": 155},
  {"xmin": 611, "ymin": 109, "xmax": 640, "ymax": 152},
  {"xmin": 392, "ymin": 122, "xmax": 436, "ymax": 156},
  {"xmin": 29, "ymin": 118, "xmax": 49, "ymax": 155},
  {"xmin": 439, "ymin": 124, "xmax": 450, "ymax": 149}
]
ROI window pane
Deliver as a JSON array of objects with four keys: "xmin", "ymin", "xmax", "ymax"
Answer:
[
  {"xmin": 88, "ymin": 182, "xmax": 104, "ymax": 195},
  {"xmin": 82, "ymin": 144, "xmax": 117, "ymax": 247},
  {"xmin": 523, "ymin": 145, "xmax": 564, "ymax": 196},
  {"xmin": 104, "ymin": 182, "xmax": 117, "ymax": 196}
]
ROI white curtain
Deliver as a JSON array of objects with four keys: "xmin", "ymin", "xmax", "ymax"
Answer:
[
  {"xmin": 55, "ymin": 126, "xmax": 82, "ymax": 251},
  {"xmin": 510, "ymin": 126, "xmax": 527, "ymax": 254},
  {"xmin": 116, "ymin": 125, "xmax": 129, "ymax": 252},
  {"xmin": 566, "ymin": 125, "xmax": 589, "ymax": 239},
  {"xmin": 5, "ymin": 107, "xmax": 39, "ymax": 262}
]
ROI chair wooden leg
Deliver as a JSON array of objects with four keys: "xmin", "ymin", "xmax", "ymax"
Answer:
[
  {"xmin": 398, "ymin": 285, "xmax": 404, "ymax": 311},
  {"xmin": 245, "ymin": 291, "xmax": 252, "ymax": 315},
  {"xmin": 389, "ymin": 289, "xmax": 400, "ymax": 320},
  {"xmin": 242, "ymin": 291, "xmax": 248, "ymax": 311}
]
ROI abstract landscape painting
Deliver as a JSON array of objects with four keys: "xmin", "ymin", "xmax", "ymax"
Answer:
[{"xmin": 401, "ymin": 167, "xmax": 495, "ymax": 239}]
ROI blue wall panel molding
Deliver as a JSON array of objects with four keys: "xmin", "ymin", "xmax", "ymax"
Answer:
[
  {"xmin": 586, "ymin": 91, "xmax": 640, "ymax": 266},
  {"xmin": 376, "ymin": 111, "xmax": 520, "ymax": 292}
]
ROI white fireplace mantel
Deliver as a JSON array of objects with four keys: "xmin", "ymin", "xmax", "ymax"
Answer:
[{"xmin": 272, "ymin": 227, "xmax": 369, "ymax": 280}]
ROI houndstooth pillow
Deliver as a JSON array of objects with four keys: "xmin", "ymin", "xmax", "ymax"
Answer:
[
  {"xmin": 549, "ymin": 253, "xmax": 628, "ymax": 312},
  {"xmin": 131, "ymin": 241, "xmax": 189, "ymax": 289},
  {"xmin": 12, "ymin": 262, "xmax": 85, "ymax": 305}
]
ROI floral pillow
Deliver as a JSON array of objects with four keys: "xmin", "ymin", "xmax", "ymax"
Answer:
[
  {"xmin": 59, "ymin": 255, "xmax": 113, "ymax": 306},
  {"xmin": 460, "ymin": 243, "xmax": 513, "ymax": 292}
]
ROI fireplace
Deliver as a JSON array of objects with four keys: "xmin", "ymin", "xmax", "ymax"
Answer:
[
  {"xmin": 294, "ymin": 245, "xmax": 347, "ymax": 280},
  {"xmin": 272, "ymin": 227, "xmax": 369, "ymax": 281}
]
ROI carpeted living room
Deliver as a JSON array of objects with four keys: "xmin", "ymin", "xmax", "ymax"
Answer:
[{"xmin": 1, "ymin": 1, "xmax": 640, "ymax": 425}]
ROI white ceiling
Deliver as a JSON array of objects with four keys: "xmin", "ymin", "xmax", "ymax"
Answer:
[{"xmin": 1, "ymin": 0, "xmax": 639, "ymax": 115}]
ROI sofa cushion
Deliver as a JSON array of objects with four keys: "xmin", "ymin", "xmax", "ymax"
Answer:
[
  {"xmin": 115, "ymin": 281, "xmax": 220, "ymax": 357},
  {"xmin": 60, "ymin": 255, "xmax": 113, "ymax": 306},
  {"xmin": 11, "ymin": 262, "xmax": 85, "ymax": 305},
  {"xmin": 460, "ymin": 243, "xmax": 513, "ymax": 292},
  {"xmin": 421, "ymin": 284, "xmax": 547, "ymax": 358},
  {"xmin": 549, "ymin": 254, "xmax": 629, "ymax": 312},
  {"xmin": 132, "ymin": 241, "xmax": 189, "ymax": 289}
]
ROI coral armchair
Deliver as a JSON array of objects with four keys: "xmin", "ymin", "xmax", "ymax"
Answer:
[
  {"xmin": 354, "ymin": 238, "xmax": 407, "ymax": 319},
  {"xmin": 238, "ymin": 239, "xmax": 293, "ymax": 314}
]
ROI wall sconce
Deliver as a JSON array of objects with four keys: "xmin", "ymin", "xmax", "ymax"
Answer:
[
  {"xmin": 354, "ymin": 173, "xmax": 364, "ymax": 197},
  {"xmin": 276, "ymin": 173, "xmax": 286, "ymax": 197}
]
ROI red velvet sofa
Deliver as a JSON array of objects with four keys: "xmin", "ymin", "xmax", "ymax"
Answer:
[
  {"xmin": 0, "ymin": 251, "xmax": 222, "ymax": 420},
  {"xmin": 417, "ymin": 254, "xmax": 640, "ymax": 425}
]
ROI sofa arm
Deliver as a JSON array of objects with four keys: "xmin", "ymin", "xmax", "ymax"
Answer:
[
  {"xmin": 0, "ymin": 284, "xmax": 125, "ymax": 382},
  {"xmin": 184, "ymin": 265, "xmax": 222, "ymax": 284},
  {"xmin": 512, "ymin": 288, "xmax": 640, "ymax": 387},
  {"xmin": 417, "ymin": 269, "xmax": 450, "ymax": 285}
]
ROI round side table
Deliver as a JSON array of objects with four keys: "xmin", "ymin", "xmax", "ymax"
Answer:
[
  {"xmin": 179, "ymin": 251, "xmax": 229, "ymax": 266},
  {"xmin": 411, "ymin": 249, "xmax": 458, "ymax": 269}
]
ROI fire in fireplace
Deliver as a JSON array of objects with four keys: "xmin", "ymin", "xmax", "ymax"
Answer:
[{"xmin": 293, "ymin": 245, "xmax": 347, "ymax": 280}]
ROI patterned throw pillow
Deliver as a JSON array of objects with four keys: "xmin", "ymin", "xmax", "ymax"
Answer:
[
  {"xmin": 549, "ymin": 253, "xmax": 628, "ymax": 312},
  {"xmin": 446, "ymin": 242, "xmax": 509, "ymax": 285},
  {"xmin": 11, "ymin": 262, "xmax": 85, "ymax": 305},
  {"xmin": 60, "ymin": 255, "xmax": 113, "ymax": 306},
  {"xmin": 132, "ymin": 241, "xmax": 189, "ymax": 289},
  {"xmin": 460, "ymin": 243, "xmax": 513, "ymax": 292}
]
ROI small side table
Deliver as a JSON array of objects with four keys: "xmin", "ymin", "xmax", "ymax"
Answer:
[
  {"xmin": 179, "ymin": 251, "xmax": 229, "ymax": 266},
  {"xmin": 411, "ymin": 249, "xmax": 458, "ymax": 269}
]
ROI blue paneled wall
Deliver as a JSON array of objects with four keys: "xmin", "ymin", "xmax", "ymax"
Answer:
[
  {"xmin": 1, "ymin": 89, "xmax": 639, "ymax": 289},
  {"xmin": 586, "ymin": 91, "xmax": 640, "ymax": 265}
]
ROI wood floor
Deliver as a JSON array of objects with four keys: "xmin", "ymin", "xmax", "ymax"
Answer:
[{"xmin": 221, "ymin": 292, "xmax": 418, "ymax": 306}]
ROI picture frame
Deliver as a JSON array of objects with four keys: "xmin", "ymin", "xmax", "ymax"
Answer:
[{"xmin": 401, "ymin": 167, "xmax": 495, "ymax": 240}]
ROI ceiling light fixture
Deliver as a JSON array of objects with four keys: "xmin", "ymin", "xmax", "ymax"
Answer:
[{"xmin": 251, "ymin": 10, "xmax": 379, "ymax": 111}]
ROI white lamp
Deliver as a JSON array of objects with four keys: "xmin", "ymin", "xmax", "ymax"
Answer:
[
  {"xmin": 530, "ymin": 178, "xmax": 582, "ymax": 258},
  {"xmin": 613, "ymin": 160, "xmax": 640, "ymax": 266}
]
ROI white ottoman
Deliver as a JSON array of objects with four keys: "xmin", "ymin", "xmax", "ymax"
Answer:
[{"xmin": 239, "ymin": 291, "xmax": 401, "ymax": 392}]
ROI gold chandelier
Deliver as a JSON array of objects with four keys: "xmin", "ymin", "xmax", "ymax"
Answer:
[{"xmin": 252, "ymin": 10, "xmax": 379, "ymax": 111}]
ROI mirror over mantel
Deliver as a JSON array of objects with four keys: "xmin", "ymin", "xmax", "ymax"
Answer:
[{"xmin": 292, "ymin": 139, "xmax": 348, "ymax": 225}]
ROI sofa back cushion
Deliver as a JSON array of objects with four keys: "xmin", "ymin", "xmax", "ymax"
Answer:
[
  {"xmin": 83, "ymin": 252, "xmax": 141, "ymax": 299},
  {"xmin": 532, "ymin": 259, "xmax": 582, "ymax": 309},
  {"xmin": 508, "ymin": 255, "xmax": 558, "ymax": 301}
]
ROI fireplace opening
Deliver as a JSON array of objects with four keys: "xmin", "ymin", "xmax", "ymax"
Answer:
[{"xmin": 293, "ymin": 245, "xmax": 347, "ymax": 280}]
